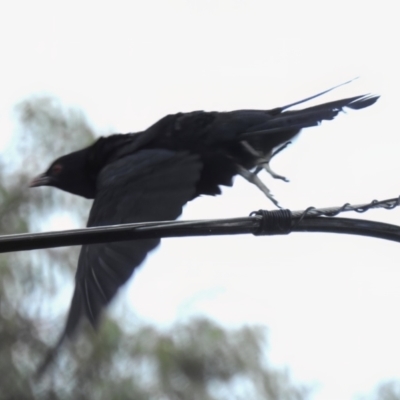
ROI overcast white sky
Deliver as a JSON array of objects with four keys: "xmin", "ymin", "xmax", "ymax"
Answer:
[{"xmin": 1, "ymin": 1, "xmax": 399, "ymax": 399}]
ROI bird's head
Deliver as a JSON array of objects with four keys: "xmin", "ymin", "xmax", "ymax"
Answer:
[{"xmin": 30, "ymin": 147, "xmax": 97, "ymax": 199}]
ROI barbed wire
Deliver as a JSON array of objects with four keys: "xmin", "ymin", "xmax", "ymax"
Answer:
[
  {"xmin": 291, "ymin": 196, "xmax": 400, "ymax": 218},
  {"xmin": 0, "ymin": 196, "xmax": 400, "ymax": 254}
]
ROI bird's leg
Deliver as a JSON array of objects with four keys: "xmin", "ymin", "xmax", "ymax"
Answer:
[
  {"xmin": 256, "ymin": 159, "xmax": 289, "ymax": 182},
  {"xmin": 271, "ymin": 141, "xmax": 292, "ymax": 158},
  {"xmin": 240, "ymin": 140, "xmax": 261, "ymax": 157},
  {"xmin": 236, "ymin": 164, "xmax": 280, "ymax": 208},
  {"xmin": 240, "ymin": 141, "xmax": 289, "ymax": 182},
  {"xmin": 256, "ymin": 141, "xmax": 292, "ymax": 181}
]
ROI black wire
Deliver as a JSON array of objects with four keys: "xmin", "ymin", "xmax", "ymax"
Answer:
[
  {"xmin": 293, "ymin": 217, "xmax": 400, "ymax": 242},
  {"xmin": 0, "ymin": 218, "xmax": 259, "ymax": 253},
  {"xmin": 1, "ymin": 212, "xmax": 400, "ymax": 254}
]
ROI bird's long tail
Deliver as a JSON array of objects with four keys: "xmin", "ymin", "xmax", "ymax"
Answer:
[
  {"xmin": 242, "ymin": 94, "xmax": 379, "ymax": 139},
  {"xmin": 236, "ymin": 91, "xmax": 379, "ymax": 207},
  {"xmin": 278, "ymin": 78, "xmax": 358, "ymax": 111}
]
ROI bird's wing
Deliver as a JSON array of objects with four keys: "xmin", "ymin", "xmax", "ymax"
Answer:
[
  {"xmin": 77, "ymin": 149, "xmax": 202, "ymax": 327},
  {"xmin": 37, "ymin": 149, "xmax": 202, "ymax": 375}
]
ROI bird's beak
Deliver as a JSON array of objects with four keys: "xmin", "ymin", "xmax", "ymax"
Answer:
[{"xmin": 30, "ymin": 173, "xmax": 51, "ymax": 187}]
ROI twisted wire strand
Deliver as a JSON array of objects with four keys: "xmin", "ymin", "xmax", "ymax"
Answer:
[{"xmin": 291, "ymin": 196, "xmax": 400, "ymax": 219}]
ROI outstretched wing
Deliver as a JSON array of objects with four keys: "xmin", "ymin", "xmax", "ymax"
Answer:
[{"xmin": 38, "ymin": 149, "xmax": 202, "ymax": 375}]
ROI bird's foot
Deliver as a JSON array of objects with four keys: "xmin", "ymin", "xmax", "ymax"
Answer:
[
  {"xmin": 260, "ymin": 162, "xmax": 289, "ymax": 182},
  {"xmin": 236, "ymin": 164, "xmax": 281, "ymax": 208}
]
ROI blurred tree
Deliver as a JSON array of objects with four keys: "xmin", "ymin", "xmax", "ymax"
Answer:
[
  {"xmin": 362, "ymin": 380, "xmax": 400, "ymax": 400},
  {"xmin": 0, "ymin": 95, "xmax": 310, "ymax": 399}
]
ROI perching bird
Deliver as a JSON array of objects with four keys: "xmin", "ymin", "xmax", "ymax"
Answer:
[{"xmin": 30, "ymin": 82, "xmax": 379, "ymax": 373}]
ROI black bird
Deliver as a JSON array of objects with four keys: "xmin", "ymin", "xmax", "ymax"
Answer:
[{"xmin": 30, "ymin": 82, "xmax": 379, "ymax": 373}]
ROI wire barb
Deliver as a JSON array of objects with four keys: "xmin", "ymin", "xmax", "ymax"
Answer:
[{"xmin": 291, "ymin": 196, "xmax": 400, "ymax": 219}]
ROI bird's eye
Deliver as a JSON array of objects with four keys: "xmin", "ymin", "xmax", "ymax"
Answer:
[{"xmin": 51, "ymin": 164, "xmax": 63, "ymax": 175}]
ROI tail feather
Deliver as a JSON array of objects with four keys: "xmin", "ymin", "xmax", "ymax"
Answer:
[
  {"xmin": 292, "ymin": 94, "xmax": 379, "ymax": 114},
  {"xmin": 241, "ymin": 94, "xmax": 379, "ymax": 138},
  {"xmin": 345, "ymin": 94, "xmax": 379, "ymax": 110},
  {"xmin": 279, "ymin": 78, "xmax": 359, "ymax": 111}
]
